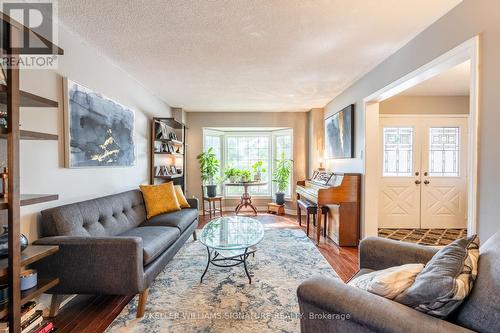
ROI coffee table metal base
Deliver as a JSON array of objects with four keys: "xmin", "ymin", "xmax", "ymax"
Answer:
[{"xmin": 200, "ymin": 247, "xmax": 256, "ymax": 284}]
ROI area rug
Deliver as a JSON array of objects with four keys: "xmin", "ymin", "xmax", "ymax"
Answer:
[
  {"xmin": 105, "ymin": 227, "xmax": 339, "ymax": 333},
  {"xmin": 378, "ymin": 228, "xmax": 467, "ymax": 245}
]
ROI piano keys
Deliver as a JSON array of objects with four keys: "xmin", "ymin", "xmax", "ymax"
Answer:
[{"xmin": 296, "ymin": 171, "xmax": 361, "ymax": 246}]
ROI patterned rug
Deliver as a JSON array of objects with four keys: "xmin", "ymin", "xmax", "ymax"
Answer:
[
  {"xmin": 105, "ymin": 227, "xmax": 339, "ymax": 333},
  {"xmin": 378, "ymin": 228, "xmax": 467, "ymax": 246}
]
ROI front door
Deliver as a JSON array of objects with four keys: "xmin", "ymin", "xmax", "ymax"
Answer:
[{"xmin": 379, "ymin": 116, "xmax": 468, "ymax": 229}]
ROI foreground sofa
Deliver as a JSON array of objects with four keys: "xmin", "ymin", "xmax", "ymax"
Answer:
[
  {"xmin": 32, "ymin": 189, "xmax": 198, "ymax": 318},
  {"xmin": 297, "ymin": 231, "xmax": 500, "ymax": 333}
]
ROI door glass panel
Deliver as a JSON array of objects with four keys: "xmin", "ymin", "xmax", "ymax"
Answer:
[
  {"xmin": 429, "ymin": 127, "xmax": 460, "ymax": 177},
  {"xmin": 383, "ymin": 127, "xmax": 413, "ymax": 177}
]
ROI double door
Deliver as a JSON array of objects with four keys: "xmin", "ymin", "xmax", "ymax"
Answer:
[{"xmin": 379, "ymin": 116, "xmax": 467, "ymax": 229}]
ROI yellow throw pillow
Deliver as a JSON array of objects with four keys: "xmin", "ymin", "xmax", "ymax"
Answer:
[
  {"xmin": 140, "ymin": 182, "xmax": 181, "ymax": 219},
  {"xmin": 174, "ymin": 185, "xmax": 190, "ymax": 208}
]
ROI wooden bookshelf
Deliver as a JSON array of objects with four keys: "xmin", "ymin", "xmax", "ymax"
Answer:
[
  {"xmin": 0, "ymin": 129, "xmax": 58, "ymax": 141},
  {"xmin": 150, "ymin": 117, "xmax": 187, "ymax": 189},
  {"xmin": 1, "ymin": 11, "xmax": 63, "ymax": 332},
  {"xmin": 0, "ymin": 245, "xmax": 59, "ymax": 277}
]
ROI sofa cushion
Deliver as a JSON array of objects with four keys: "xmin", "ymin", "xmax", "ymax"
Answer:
[
  {"xmin": 143, "ymin": 208, "xmax": 198, "ymax": 233},
  {"xmin": 452, "ymin": 232, "xmax": 500, "ymax": 333},
  {"xmin": 140, "ymin": 182, "xmax": 181, "ymax": 219},
  {"xmin": 120, "ymin": 226, "xmax": 180, "ymax": 265},
  {"xmin": 40, "ymin": 190, "xmax": 147, "ymax": 237},
  {"xmin": 348, "ymin": 263, "xmax": 424, "ymax": 299},
  {"xmin": 395, "ymin": 235, "xmax": 479, "ymax": 318}
]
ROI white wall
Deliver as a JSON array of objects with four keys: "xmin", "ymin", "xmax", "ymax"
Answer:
[
  {"xmin": 13, "ymin": 24, "xmax": 171, "ymax": 241},
  {"xmin": 322, "ymin": 0, "xmax": 500, "ymax": 241},
  {"xmin": 380, "ymin": 96, "xmax": 469, "ymax": 114}
]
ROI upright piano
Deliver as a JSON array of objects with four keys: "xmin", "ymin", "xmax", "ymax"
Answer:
[{"xmin": 296, "ymin": 171, "xmax": 361, "ymax": 246}]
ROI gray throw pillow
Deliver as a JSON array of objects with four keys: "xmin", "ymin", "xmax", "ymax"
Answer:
[{"xmin": 395, "ymin": 235, "xmax": 479, "ymax": 318}]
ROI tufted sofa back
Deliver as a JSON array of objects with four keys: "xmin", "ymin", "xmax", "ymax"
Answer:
[{"xmin": 40, "ymin": 190, "xmax": 147, "ymax": 237}]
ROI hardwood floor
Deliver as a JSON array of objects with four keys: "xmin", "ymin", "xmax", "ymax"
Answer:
[{"xmin": 52, "ymin": 213, "xmax": 359, "ymax": 332}]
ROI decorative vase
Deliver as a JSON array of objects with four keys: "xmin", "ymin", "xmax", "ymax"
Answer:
[
  {"xmin": 275, "ymin": 192, "xmax": 285, "ymax": 205},
  {"xmin": 206, "ymin": 184, "xmax": 217, "ymax": 198},
  {"xmin": 254, "ymin": 174, "xmax": 261, "ymax": 182},
  {"xmin": 229, "ymin": 176, "xmax": 237, "ymax": 183},
  {"xmin": 0, "ymin": 225, "xmax": 28, "ymax": 258}
]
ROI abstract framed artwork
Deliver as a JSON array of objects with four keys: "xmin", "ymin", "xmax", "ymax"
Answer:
[
  {"xmin": 63, "ymin": 79, "xmax": 135, "ymax": 168},
  {"xmin": 325, "ymin": 104, "xmax": 354, "ymax": 159}
]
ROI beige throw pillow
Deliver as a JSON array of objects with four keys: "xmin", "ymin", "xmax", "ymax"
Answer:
[{"xmin": 348, "ymin": 263, "xmax": 424, "ymax": 299}]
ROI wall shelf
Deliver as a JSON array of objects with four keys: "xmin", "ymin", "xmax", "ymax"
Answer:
[
  {"xmin": 154, "ymin": 138, "xmax": 183, "ymax": 145},
  {"xmin": 0, "ymin": 129, "xmax": 58, "ymax": 141},
  {"xmin": 0, "ymin": 245, "xmax": 59, "ymax": 277},
  {"xmin": 153, "ymin": 152, "xmax": 183, "ymax": 157},
  {"xmin": 154, "ymin": 174, "xmax": 184, "ymax": 180},
  {"xmin": 0, "ymin": 194, "xmax": 59, "ymax": 210},
  {"xmin": 20, "ymin": 278, "xmax": 59, "ymax": 306},
  {"xmin": 0, "ymin": 84, "xmax": 58, "ymax": 108}
]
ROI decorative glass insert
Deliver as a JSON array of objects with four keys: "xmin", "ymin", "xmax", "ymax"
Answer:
[
  {"xmin": 429, "ymin": 127, "xmax": 460, "ymax": 177},
  {"xmin": 383, "ymin": 127, "xmax": 413, "ymax": 177}
]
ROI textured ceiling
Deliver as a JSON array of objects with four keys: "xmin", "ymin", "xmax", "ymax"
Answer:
[
  {"xmin": 400, "ymin": 61, "xmax": 470, "ymax": 96},
  {"xmin": 58, "ymin": 0, "xmax": 461, "ymax": 111}
]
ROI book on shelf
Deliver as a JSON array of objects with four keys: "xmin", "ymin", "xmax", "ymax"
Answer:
[
  {"xmin": 21, "ymin": 311, "xmax": 42, "ymax": 333},
  {"xmin": 0, "ymin": 300, "xmax": 38, "ymax": 331}
]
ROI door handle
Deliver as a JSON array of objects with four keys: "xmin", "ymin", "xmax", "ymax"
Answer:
[
  {"xmin": 424, "ymin": 180, "xmax": 430, "ymax": 185},
  {"xmin": 424, "ymin": 172, "xmax": 428, "ymax": 176},
  {"xmin": 415, "ymin": 180, "xmax": 421, "ymax": 185},
  {"xmin": 415, "ymin": 172, "xmax": 420, "ymax": 176}
]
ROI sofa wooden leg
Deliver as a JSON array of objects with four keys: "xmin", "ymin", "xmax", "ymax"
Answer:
[
  {"xmin": 137, "ymin": 288, "xmax": 149, "ymax": 318},
  {"xmin": 48, "ymin": 294, "xmax": 64, "ymax": 317},
  {"xmin": 193, "ymin": 230, "xmax": 197, "ymax": 241}
]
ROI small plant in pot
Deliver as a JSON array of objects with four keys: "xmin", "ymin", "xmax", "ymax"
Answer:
[
  {"xmin": 252, "ymin": 161, "xmax": 266, "ymax": 181},
  {"xmin": 197, "ymin": 147, "xmax": 220, "ymax": 197},
  {"xmin": 224, "ymin": 167, "xmax": 240, "ymax": 183},
  {"xmin": 239, "ymin": 169, "xmax": 252, "ymax": 183},
  {"xmin": 272, "ymin": 153, "xmax": 292, "ymax": 205}
]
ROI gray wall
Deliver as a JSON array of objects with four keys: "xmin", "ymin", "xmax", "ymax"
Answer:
[{"xmin": 322, "ymin": 0, "xmax": 499, "ymax": 241}]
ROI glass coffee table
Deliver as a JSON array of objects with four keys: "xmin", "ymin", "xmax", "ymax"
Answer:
[{"xmin": 199, "ymin": 216, "xmax": 264, "ymax": 284}]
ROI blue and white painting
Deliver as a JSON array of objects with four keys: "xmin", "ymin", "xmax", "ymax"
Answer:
[
  {"xmin": 325, "ymin": 104, "xmax": 354, "ymax": 159},
  {"xmin": 66, "ymin": 80, "xmax": 135, "ymax": 167}
]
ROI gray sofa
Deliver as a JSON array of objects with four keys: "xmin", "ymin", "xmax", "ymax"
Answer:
[
  {"xmin": 297, "ymin": 231, "xmax": 500, "ymax": 333},
  {"xmin": 32, "ymin": 189, "xmax": 198, "ymax": 318}
]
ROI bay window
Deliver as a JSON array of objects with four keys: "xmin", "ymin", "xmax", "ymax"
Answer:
[{"xmin": 203, "ymin": 128, "xmax": 293, "ymax": 198}]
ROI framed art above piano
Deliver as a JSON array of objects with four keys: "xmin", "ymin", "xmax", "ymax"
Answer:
[{"xmin": 325, "ymin": 104, "xmax": 354, "ymax": 159}]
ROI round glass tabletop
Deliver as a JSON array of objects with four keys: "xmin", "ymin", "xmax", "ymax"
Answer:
[{"xmin": 199, "ymin": 216, "xmax": 265, "ymax": 251}]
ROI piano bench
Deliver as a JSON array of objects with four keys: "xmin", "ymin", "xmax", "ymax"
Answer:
[{"xmin": 296, "ymin": 200, "xmax": 329, "ymax": 237}]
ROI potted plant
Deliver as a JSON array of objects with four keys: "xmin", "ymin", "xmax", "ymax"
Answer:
[
  {"xmin": 224, "ymin": 167, "xmax": 240, "ymax": 183},
  {"xmin": 272, "ymin": 153, "xmax": 292, "ymax": 205},
  {"xmin": 252, "ymin": 161, "xmax": 266, "ymax": 181},
  {"xmin": 197, "ymin": 147, "xmax": 220, "ymax": 197},
  {"xmin": 239, "ymin": 169, "xmax": 252, "ymax": 183}
]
